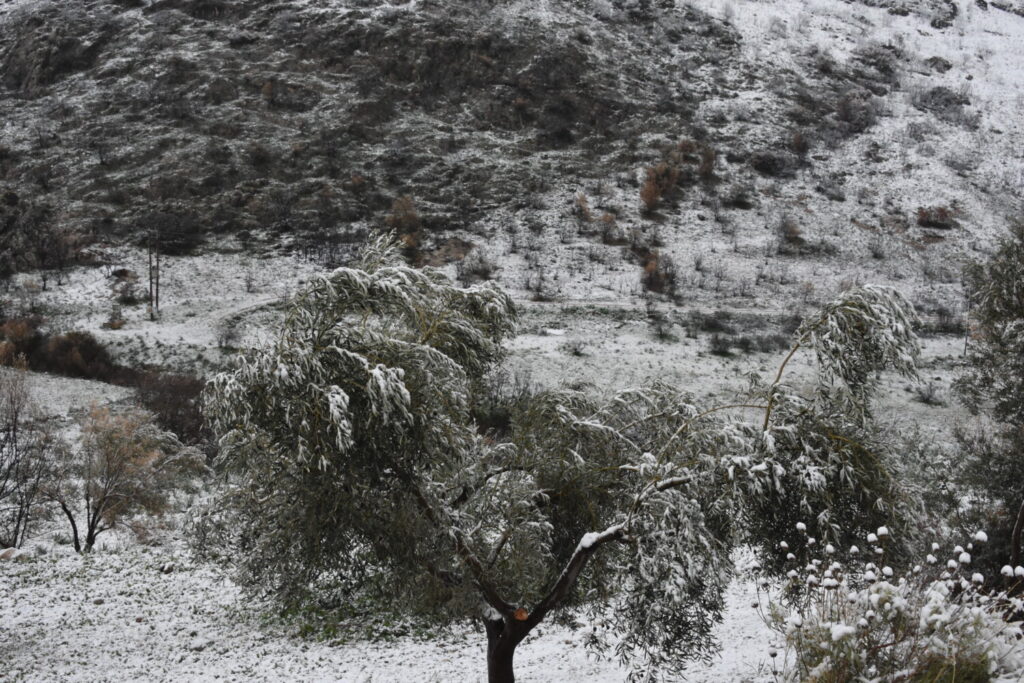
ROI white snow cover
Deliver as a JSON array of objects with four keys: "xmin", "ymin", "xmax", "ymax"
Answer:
[{"xmin": 0, "ymin": 545, "xmax": 778, "ymax": 681}]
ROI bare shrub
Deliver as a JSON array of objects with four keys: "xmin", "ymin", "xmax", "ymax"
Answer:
[
  {"xmin": 573, "ymin": 193, "xmax": 592, "ymax": 223},
  {"xmin": 913, "ymin": 381, "xmax": 945, "ymax": 406},
  {"xmin": 457, "ymin": 248, "xmax": 498, "ymax": 285},
  {"xmin": 386, "ymin": 195, "xmax": 422, "ymax": 262},
  {"xmin": 599, "ymin": 213, "xmax": 626, "ymax": 245},
  {"xmin": 708, "ymin": 333, "xmax": 732, "ymax": 356},
  {"xmin": 386, "ymin": 195, "xmax": 421, "ymax": 234},
  {"xmin": 698, "ymin": 146, "xmax": 717, "ymax": 182},
  {"xmin": 46, "ymin": 406, "xmax": 206, "ymax": 552},
  {"xmin": 640, "ymin": 251, "xmax": 678, "ymax": 296},
  {"xmin": 778, "ymin": 215, "xmax": 806, "ymax": 253},
  {"xmin": 215, "ymin": 319, "xmax": 241, "ymax": 349}
]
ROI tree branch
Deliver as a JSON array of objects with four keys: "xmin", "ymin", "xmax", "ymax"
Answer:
[
  {"xmin": 410, "ymin": 485, "xmax": 516, "ymax": 618},
  {"xmin": 763, "ymin": 342, "xmax": 802, "ymax": 431},
  {"xmin": 523, "ymin": 523, "xmax": 626, "ymax": 630},
  {"xmin": 1011, "ymin": 497, "xmax": 1024, "ymax": 569}
]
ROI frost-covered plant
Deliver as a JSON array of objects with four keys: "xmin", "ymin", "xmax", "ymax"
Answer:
[
  {"xmin": 761, "ymin": 528, "xmax": 1024, "ymax": 682},
  {"xmin": 955, "ymin": 221, "xmax": 1024, "ymax": 574},
  {"xmin": 200, "ymin": 234, "xmax": 922, "ymax": 683}
]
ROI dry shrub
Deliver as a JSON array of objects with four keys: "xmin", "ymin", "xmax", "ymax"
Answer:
[
  {"xmin": 640, "ymin": 139, "xmax": 717, "ymax": 213},
  {"xmin": 42, "ymin": 332, "xmax": 117, "ymax": 380},
  {"xmin": 386, "ymin": 195, "xmax": 420, "ymax": 234},
  {"xmin": 916, "ymin": 205, "xmax": 958, "ymax": 230},
  {"xmin": 790, "ymin": 130, "xmax": 810, "ymax": 158},
  {"xmin": 0, "ymin": 320, "xmax": 136, "ymax": 385},
  {"xmin": 386, "ymin": 195, "xmax": 422, "ymax": 263},
  {"xmin": 779, "ymin": 215, "xmax": 805, "ymax": 248},
  {"xmin": 640, "ymin": 250, "xmax": 678, "ymax": 296},
  {"xmin": 573, "ymin": 193, "xmax": 592, "ymax": 223},
  {"xmin": 640, "ymin": 162, "xmax": 679, "ymax": 213},
  {"xmin": 600, "ymin": 212, "xmax": 626, "ymax": 245},
  {"xmin": 136, "ymin": 371, "xmax": 211, "ymax": 452},
  {"xmin": 698, "ymin": 146, "xmax": 717, "ymax": 182}
]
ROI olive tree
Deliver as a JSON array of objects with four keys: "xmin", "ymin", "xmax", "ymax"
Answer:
[{"xmin": 201, "ymin": 234, "xmax": 919, "ymax": 682}]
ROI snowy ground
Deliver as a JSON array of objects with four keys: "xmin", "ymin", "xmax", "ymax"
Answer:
[{"xmin": 1, "ymin": 543, "xmax": 776, "ymax": 682}]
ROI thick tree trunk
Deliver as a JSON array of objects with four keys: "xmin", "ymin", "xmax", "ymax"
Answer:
[
  {"xmin": 487, "ymin": 646, "xmax": 516, "ymax": 683},
  {"xmin": 484, "ymin": 617, "xmax": 519, "ymax": 683}
]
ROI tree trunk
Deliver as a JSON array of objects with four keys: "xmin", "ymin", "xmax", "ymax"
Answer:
[
  {"xmin": 1011, "ymin": 497, "xmax": 1024, "ymax": 569},
  {"xmin": 58, "ymin": 501, "xmax": 81, "ymax": 553},
  {"xmin": 484, "ymin": 617, "xmax": 519, "ymax": 683},
  {"xmin": 84, "ymin": 506, "xmax": 102, "ymax": 553}
]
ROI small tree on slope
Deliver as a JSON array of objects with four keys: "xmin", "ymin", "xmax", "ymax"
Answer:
[{"xmin": 200, "ymin": 233, "xmax": 920, "ymax": 682}]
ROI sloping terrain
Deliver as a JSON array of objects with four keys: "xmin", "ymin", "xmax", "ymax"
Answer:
[{"xmin": 1, "ymin": 0, "xmax": 1021, "ymax": 321}]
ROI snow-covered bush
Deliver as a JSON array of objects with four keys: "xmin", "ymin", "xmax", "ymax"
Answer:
[
  {"xmin": 762, "ymin": 528, "xmax": 1024, "ymax": 681},
  {"xmin": 200, "ymin": 234, "xmax": 924, "ymax": 682}
]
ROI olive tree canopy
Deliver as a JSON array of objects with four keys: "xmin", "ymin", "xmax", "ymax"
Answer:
[{"xmin": 201, "ymin": 234, "xmax": 920, "ymax": 682}]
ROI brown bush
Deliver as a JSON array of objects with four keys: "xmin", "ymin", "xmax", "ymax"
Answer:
[
  {"xmin": 136, "ymin": 371, "xmax": 211, "ymax": 452},
  {"xmin": 386, "ymin": 196, "xmax": 422, "ymax": 263},
  {"xmin": 600, "ymin": 213, "xmax": 626, "ymax": 245},
  {"xmin": 790, "ymin": 130, "xmax": 810, "ymax": 158},
  {"xmin": 386, "ymin": 195, "xmax": 420, "ymax": 234},
  {"xmin": 0, "ymin": 319, "xmax": 139, "ymax": 384},
  {"xmin": 640, "ymin": 250, "xmax": 678, "ymax": 296},
  {"xmin": 573, "ymin": 193, "xmax": 592, "ymax": 223},
  {"xmin": 42, "ymin": 332, "xmax": 118, "ymax": 380},
  {"xmin": 779, "ymin": 215, "xmax": 805, "ymax": 247},
  {"xmin": 698, "ymin": 146, "xmax": 717, "ymax": 182},
  {"xmin": 640, "ymin": 162, "xmax": 679, "ymax": 213},
  {"xmin": 916, "ymin": 205, "xmax": 958, "ymax": 230}
]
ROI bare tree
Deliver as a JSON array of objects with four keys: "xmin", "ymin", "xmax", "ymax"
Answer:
[
  {"xmin": 0, "ymin": 359, "xmax": 51, "ymax": 548},
  {"xmin": 47, "ymin": 406, "xmax": 206, "ymax": 553}
]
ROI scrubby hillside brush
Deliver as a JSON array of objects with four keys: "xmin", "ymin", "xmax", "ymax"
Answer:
[
  {"xmin": 0, "ymin": 360, "xmax": 50, "ymax": 548},
  {"xmin": 200, "ymin": 234, "xmax": 921, "ymax": 682}
]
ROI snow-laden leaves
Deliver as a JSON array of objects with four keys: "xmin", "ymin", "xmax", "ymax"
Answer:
[
  {"xmin": 772, "ymin": 285, "xmax": 920, "ymax": 422},
  {"xmin": 198, "ymin": 255, "xmax": 923, "ymax": 681},
  {"xmin": 199, "ymin": 233, "xmax": 516, "ymax": 604}
]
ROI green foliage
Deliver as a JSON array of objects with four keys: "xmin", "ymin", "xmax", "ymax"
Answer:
[
  {"xmin": 958, "ymin": 220, "xmax": 1024, "ymax": 424},
  {"xmin": 200, "ymin": 232, "xmax": 517, "ymax": 607},
  {"xmin": 199, "ymin": 234, "xmax": 922, "ymax": 680}
]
